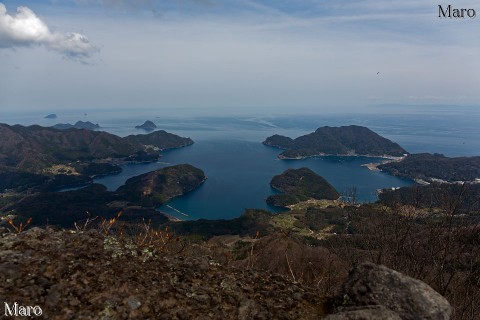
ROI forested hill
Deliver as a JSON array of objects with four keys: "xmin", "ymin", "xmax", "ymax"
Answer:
[
  {"xmin": 378, "ymin": 153, "xmax": 480, "ymax": 183},
  {"xmin": 125, "ymin": 130, "xmax": 193, "ymax": 150},
  {"xmin": 3, "ymin": 164, "xmax": 206, "ymax": 227},
  {"xmin": 117, "ymin": 164, "xmax": 206, "ymax": 207},
  {"xmin": 263, "ymin": 125, "xmax": 407, "ymax": 159},
  {"xmin": 0, "ymin": 123, "xmax": 193, "ymax": 172},
  {"xmin": 267, "ymin": 167, "xmax": 340, "ymax": 207}
]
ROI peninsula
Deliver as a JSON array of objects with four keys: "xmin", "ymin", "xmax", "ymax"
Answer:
[
  {"xmin": 2, "ymin": 164, "xmax": 206, "ymax": 227},
  {"xmin": 0, "ymin": 123, "xmax": 193, "ymax": 193},
  {"xmin": 263, "ymin": 125, "xmax": 407, "ymax": 159},
  {"xmin": 378, "ymin": 153, "xmax": 480, "ymax": 183}
]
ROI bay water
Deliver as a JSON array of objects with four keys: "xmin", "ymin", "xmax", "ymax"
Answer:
[{"xmin": 2, "ymin": 107, "xmax": 479, "ymax": 220}]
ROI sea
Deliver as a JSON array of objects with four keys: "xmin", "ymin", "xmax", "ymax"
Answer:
[{"xmin": 2, "ymin": 106, "xmax": 479, "ymax": 220}]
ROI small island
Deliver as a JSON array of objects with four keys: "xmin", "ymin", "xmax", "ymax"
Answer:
[
  {"xmin": 263, "ymin": 125, "xmax": 407, "ymax": 159},
  {"xmin": 125, "ymin": 130, "xmax": 193, "ymax": 151},
  {"xmin": 44, "ymin": 114, "xmax": 58, "ymax": 119},
  {"xmin": 135, "ymin": 120, "xmax": 157, "ymax": 131},
  {"xmin": 53, "ymin": 121, "xmax": 100, "ymax": 130},
  {"xmin": 266, "ymin": 167, "xmax": 340, "ymax": 207}
]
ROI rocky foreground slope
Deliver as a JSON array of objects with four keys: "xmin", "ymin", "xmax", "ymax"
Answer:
[{"xmin": 0, "ymin": 227, "xmax": 451, "ymax": 319}]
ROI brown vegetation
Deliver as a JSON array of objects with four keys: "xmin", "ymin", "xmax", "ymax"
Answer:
[{"xmin": 1, "ymin": 184, "xmax": 478, "ymax": 319}]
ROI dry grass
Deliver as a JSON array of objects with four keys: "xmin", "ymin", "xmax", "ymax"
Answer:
[{"xmin": 5, "ymin": 216, "xmax": 32, "ymax": 233}]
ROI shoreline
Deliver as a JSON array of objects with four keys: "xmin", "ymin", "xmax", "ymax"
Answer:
[
  {"xmin": 361, "ymin": 158, "xmax": 402, "ymax": 171},
  {"xmin": 263, "ymin": 141, "xmax": 407, "ymax": 161},
  {"xmin": 278, "ymin": 153, "xmax": 406, "ymax": 161},
  {"xmin": 158, "ymin": 211, "xmax": 184, "ymax": 222}
]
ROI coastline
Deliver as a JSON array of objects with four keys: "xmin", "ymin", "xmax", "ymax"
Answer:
[
  {"xmin": 361, "ymin": 158, "xmax": 403, "ymax": 171},
  {"xmin": 278, "ymin": 153, "xmax": 406, "ymax": 161},
  {"xmin": 158, "ymin": 211, "xmax": 183, "ymax": 222}
]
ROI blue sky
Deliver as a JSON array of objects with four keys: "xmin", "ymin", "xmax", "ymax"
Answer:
[{"xmin": 0, "ymin": 0, "xmax": 479, "ymax": 113}]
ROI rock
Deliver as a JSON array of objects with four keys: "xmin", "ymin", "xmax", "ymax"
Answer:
[
  {"xmin": 21, "ymin": 227, "xmax": 47, "ymax": 239},
  {"xmin": 0, "ymin": 226, "xmax": 7, "ymax": 235},
  {"xmin": 323, "ymin": 306, "xmax": 401, "ymax": 320},
  {"xmin": 45, "ymin": 114, "xmax": 58, "ymax": 119},
  {"xmin": 127, "ymin": 296, "xmax": 141, "ymax": 310},
  {"xmin": 339, "ymin": 262, "xmax": 451, "ymax": 320}
]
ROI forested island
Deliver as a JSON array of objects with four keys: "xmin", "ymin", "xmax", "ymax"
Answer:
[
  {"xmin": 263, "ymin": 125, "xmax": 407, "ymax": 159},
  {"xmin": 266, "ymin": 168, "xmax": 340, "ymax": 207}
]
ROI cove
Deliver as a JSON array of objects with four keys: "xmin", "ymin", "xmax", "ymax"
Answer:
[{"xmin": 94, "ymin": 139, "xmax": 412, "ymax": 220}]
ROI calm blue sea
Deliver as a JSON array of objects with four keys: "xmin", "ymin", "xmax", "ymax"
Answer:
[{"xmin": 2, "ymin": 106, "xmax": 479, "ymax": 220}]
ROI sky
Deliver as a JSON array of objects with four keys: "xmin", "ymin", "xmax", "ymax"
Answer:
[{"xmin": 0, "ymin": 0, "xmax": 479, "ymax": 113}]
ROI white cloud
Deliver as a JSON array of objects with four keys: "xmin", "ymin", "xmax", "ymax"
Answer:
[{"xmin": 0, "ymin": 3, "xmax": 97, "ymax": 59}]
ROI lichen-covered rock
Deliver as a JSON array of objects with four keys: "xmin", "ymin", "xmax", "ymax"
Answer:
[
  {"xmin": 339, "ymin": 262, "xmax": 452, "ymax": 320},
  {"xmin": 323, "ymin": 306, "xmax": 401, "ymax": 320}
]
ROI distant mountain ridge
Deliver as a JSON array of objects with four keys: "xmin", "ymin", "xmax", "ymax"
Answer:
[{"xmin": 263, "ymin": 125, "xmax": 407, "ymax": 159}]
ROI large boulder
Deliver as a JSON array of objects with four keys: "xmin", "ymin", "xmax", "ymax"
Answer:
[{"xmin": 338, "ymin": 262, "xmax": 451, "ymax": 320}]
